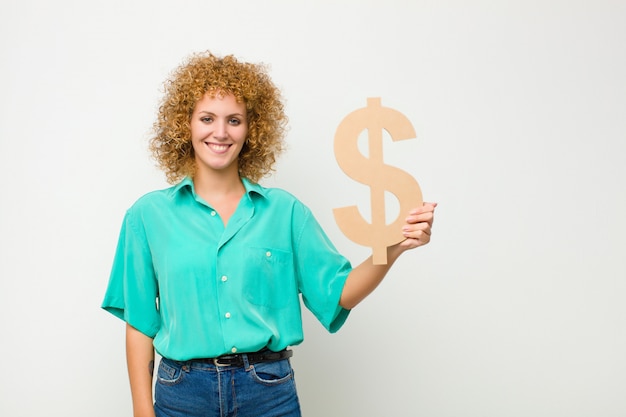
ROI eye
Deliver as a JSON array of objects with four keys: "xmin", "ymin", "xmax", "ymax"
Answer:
[
  {"xmin": 200, "ymin": 116, "xmax": 213, "ymax": 123},
  {"xmin": 229, "ymin": 118, "xmax": 242, "ymax": 126}
]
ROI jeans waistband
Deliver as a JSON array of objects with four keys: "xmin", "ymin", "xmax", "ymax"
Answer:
[{"xmin": 190, "ymin": 349, "xmax": 292, "ymax": 367}]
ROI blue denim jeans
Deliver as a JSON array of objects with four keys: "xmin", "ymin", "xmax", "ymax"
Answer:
[{"xmin": 154, "ymin": 355, "xmax": 301, "ymax": 417}]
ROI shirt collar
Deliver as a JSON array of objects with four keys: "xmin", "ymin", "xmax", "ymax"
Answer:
[
  {"xmin": 241, "ymin": 177, "xmax": 267, "ymax": 199},
  {"xmin": 173, "ymin": 176, "xmax": 268, "ymax": 199}
]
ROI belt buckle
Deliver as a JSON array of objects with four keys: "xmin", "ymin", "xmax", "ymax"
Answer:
[{"xmin": 213, "ymin": 357, "xmax": 230, "ymax": 367}]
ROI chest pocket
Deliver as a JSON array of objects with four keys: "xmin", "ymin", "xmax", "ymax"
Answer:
[{"xmin": 244, "ymin": 247, "xmax": 295, "ymax": 309}]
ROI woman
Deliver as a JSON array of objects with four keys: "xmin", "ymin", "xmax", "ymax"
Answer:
[{"xmin": 102, "ymin": 52, "xmax": 436, "ymax": 417}]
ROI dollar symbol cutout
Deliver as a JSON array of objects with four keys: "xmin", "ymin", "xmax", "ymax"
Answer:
[{"xmin": 333, "ymin": 98, "xmax": 423, "ymax": 265}]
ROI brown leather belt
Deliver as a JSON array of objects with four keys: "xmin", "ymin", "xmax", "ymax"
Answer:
[{"xmin": 196, "ymin": 349, "xmax": 293, "ymax": 367}]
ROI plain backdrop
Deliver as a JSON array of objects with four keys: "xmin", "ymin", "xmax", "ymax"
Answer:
[{"xmin": 1, "ymin": 1, "xmax": 625, "ymax": 416}]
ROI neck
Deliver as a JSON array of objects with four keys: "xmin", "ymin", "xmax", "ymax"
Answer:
[
  {"xmin": 192, "ymin": 168, "xmax": 245, "ymax": 203},
  {"xmin": 192, "ymin": 169, "xmax": 245, "ymax": 227}
]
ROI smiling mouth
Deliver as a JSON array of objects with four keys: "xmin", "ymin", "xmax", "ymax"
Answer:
[{"xmin": 206, "ymin": 142, "xmax": 231, "ymax": 153}]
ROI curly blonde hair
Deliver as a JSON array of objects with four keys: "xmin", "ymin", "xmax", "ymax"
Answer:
[{"xmin": 149, "ymin": 52, "xmax": 287, "ymax": 183}]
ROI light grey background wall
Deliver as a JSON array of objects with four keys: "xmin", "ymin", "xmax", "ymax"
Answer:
[{"xmin": 1, "ymin": 1, "xmax": 625, "ymax": 416}]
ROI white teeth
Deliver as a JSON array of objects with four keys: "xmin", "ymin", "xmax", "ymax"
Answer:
[{"xmin": 207, "ymin": 143, "xmax": 230, "ymax": 152}]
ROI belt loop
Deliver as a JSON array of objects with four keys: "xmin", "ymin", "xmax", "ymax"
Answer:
[{"xmin": 242, "ymin": 353, "xmax": 251, "ymax": 370}]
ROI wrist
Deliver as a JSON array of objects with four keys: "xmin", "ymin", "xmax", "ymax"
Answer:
[
  {"xmin": 133, "ymin": 403, "xmax": 155, "ymax": 417},
  {"xmin": 386, "ymin": 242, "xmax": 406, "ymax": 262}
]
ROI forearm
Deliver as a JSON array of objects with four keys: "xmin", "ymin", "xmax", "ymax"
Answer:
[
  {"xmin": 126, "ymin": 323, "xmax": 156, "ymax": 417},
  {"xmin": 339, "ymin": 244, "xmax": 405, "ymax": 310},
  {"xmin": 339, "ymin": 203, "xmax": 437, "ymax": 310}
]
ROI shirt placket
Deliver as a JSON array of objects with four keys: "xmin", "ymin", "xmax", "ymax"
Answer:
[{"xmin": 214, "ymin": 194, "xmax": 255, "ymax": 355}]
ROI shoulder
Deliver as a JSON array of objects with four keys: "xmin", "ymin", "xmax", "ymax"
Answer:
[
  {"xmin": 250, "ymin": 183, "xmax": 321, "ymax": 234},
  {"xmin": 262, "ymin": 186, "xmax": 301, "ymax": 204},
  {"xmin": 125, "ymin": 182, "xmax": 184, "ymax": 219},
  {"xmin": 133, "ymin": 184, "xmax": 179, "ymax": 207},
  {"xmin": 248, "ymin": 181, "xmax": 310, "ymax": 213}
]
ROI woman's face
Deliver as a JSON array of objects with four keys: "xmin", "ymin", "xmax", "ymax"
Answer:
[{"xmin": 190, "ymin": 92, "xmax": 248, "ymax": 177}]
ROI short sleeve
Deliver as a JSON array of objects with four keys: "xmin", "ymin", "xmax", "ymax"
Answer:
[
  {"xmin": 294, "ymin": 204, "xmax": 352, "ymax": 333},
  {"xmin": 101, "ymin": 208, "xmax": 160, "ymax": 338}
]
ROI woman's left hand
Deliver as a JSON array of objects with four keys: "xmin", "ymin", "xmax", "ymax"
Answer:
[{"xmin": 398, "ymin": 202, "xmax": 437, "ymax": 250}]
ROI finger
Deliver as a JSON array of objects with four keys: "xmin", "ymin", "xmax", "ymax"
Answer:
[
  {"xmin": 405, "ymin": 211, "xmax": 435, "ymax": 225},
  {"xmin": 409, "ymin": 202, "xmax": 438, "ymax": 216},
  {"xmin": 400, "ymin": 232, "xmax": 431, "ymax": 249},
  {"xmin": 402, "ymin": 223, "xmax": 432, "ymax": 239}
]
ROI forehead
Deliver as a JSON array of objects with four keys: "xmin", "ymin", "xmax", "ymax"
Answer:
[
  {"xmin": 204, "ymin": 88, "xmax": 245, "ymax": 103},
  {"xmin": 193, "ymin": 91, "xmax": 246, "ymax": 113}
]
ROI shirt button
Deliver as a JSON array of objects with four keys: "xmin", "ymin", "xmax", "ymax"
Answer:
[
  {"xmin": 221, "ymin": 275, "xmax": 228, "ymax": 282},
  {"xmin": 266, "ymin": 251, "xmax": 272, "ymax": 257},
  {"xmin": 225, "ymin": 312, "xmax": 231, "ymax": 319},
  {"xmin": 231, "ymin": 347, "xmax": 237, "ymax": 353},
  {"xmin": 210, "ymin": 211, "xmax": 217, "ymax": 216}
]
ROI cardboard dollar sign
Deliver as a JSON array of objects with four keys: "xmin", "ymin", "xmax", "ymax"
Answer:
[{"xmin": 333, "ymin": 97, "xmax": 423, "ymax": 264}]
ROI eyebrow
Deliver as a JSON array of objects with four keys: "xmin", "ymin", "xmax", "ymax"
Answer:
[{"xmin": 196, "ymin": 111, "xmax": 246, "ymax": 118}]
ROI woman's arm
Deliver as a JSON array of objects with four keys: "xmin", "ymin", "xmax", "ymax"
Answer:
[
  {"xmin": 339, "ymin": 203, "xmax": 436, "ymax": 310},
  {"xmin": 126, "ymin": 323, "xmax": 156, "ymax": 417}
]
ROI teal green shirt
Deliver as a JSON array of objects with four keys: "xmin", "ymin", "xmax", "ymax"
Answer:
[{"xmin": 102, "ymin": 177, "xmax": 351, "ymax": 360}]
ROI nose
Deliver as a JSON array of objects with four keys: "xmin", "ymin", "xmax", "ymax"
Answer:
[{"xmin": 213, "ymin": 120, "xmax": 228, "ymax": 140}]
